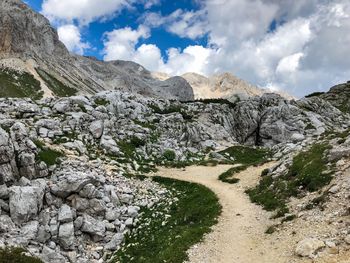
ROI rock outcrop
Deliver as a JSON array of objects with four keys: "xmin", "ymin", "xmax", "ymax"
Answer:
[{"xmin": 180, "ymin": 72, "xmax": 294, "ymax": 101}]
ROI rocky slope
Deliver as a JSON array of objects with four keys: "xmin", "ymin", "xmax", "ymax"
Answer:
[
  {"xmin": 181, "ymin": 72, "xmax": 295, "ymax": 101},
  {"xmin": 307, "ymin": 81, "xmax": 350, "ymax": 114},
  {"xmin": 0, "ymin": 0, "xmax": 194, "ymax": 101},
  {"xmin": 0, "ymin": 85, "xmax": 348, "ymax": 262}
]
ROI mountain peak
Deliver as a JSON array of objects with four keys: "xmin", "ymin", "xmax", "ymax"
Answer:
[{"xmin": 0, "ymin": 0, "xmax": 69, "ymax": 58}]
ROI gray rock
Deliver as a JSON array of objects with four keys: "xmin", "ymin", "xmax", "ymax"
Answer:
[
  {"xmin": 295, "ymin": 238, "xmax": 325, "ymax": 258},
  {"xmin": 36, "ymin": 225, "xmax": 51, "ymax": 243},
  {"xmin": 50, "ymin": 171, "xmax": 97, "ymax": 198},
  {"xmin": 81, "ymin": 214, "xmax": 106, "ymax": 242},
  {"xmin": 21, "ymin": 220, "xmax": 39, "ymax": 240},
  {"xmin": 105, "ymin": 210, "xmax": 120, "ymax": 221},
  {"xmin": 58, "ymin": 222, "xmax": 75, "ymax": 250},
  {"xmin": 40, "ymin": 246, "xmax": 67, "ymax": 263},
  {"xmin": 0, "ymin": 215, "xmax": 16, "ymax": 233},
  {"xmin": 89, "ymin": 120, "xmax": 104, "ymax": 139},
  {"xmin": 127, "ymin": 206, "xmax": 139, "ymax": 218},
  {"xmin": 9, "ymin": 185, "xmax": 45, "ymax": 224},
  {"xmin": 104, "ymin": 233, "xmax": 124, "ymax": 251},
  {"xmin": 58, "ymin": 204, "xmax": 73, "ymax": 223},
  {"xmin": 0, "ymin": 184, "xmax": 9, "ymax": 199}
]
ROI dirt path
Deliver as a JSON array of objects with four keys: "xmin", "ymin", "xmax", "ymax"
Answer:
[{"xmin": 156, "ymin": 163, "xmax": 294, "ymax": 263}]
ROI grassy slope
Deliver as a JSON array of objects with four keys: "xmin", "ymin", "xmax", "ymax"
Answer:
[
  {"xmin": 36, "ymin": 68, "xmax": 77, "ymax": 97},
  {"xmin": 0, "ymin": 247, "xmax": 43, "ymax": 263},
  {"xmin": 246, "ymin": 143, "xmax": 333, "ymax": 217},
  {"xmin": 112, "ymin": 176, "xmax": 221, "ymax": 263},
  {"xmin": 0, "ymin": 69, "xmax": 43, "ymax": 100},
  {"xmin": 218, "ymin": 146, "xmax": 271, "ymax": 183}
]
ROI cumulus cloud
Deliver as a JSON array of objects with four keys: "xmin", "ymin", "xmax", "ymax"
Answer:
[
  {"xmin": 146, "ymin": 0, "xmax": 350, "ymax": 97},
  {"xmin": 102, "ymin": 26, "xmax": 213, "ymax": 75},
  {"xmin": 42, "ymin": 0, "xmax": 129, "ymax": 25},
  {"xmin": 143, "ymin": 9, "xmax": 208, "ymax": 39},
  {"xmin": 57, "ymin": 24, "xmax": 89, "ymax": 55}
]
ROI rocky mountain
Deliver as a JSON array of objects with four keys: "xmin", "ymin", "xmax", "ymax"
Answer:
[
  {"xmin": 181, "ymin": 72, "xmax": 295, "ymax": 101},
  {"xmin": 306, "ymin": 81, "xmax": 350, "ymax": 114},
  {"xmin": 0, "ymin": 0, "xmax": 194, "ymax": 101}
]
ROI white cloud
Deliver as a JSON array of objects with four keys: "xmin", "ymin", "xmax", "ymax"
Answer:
[
  {"xmin": 57, "ymin": 24, "xmax": 89, "ymax": 55},
  {"xmin": 143, "ymin": 9, "xmax": 208, "ymax": 39},
  {"xmin": 102, "ymin": 26, "xmax": 213, "ymax": 75},
  {"xmin": 42, "ymin": 0, "xmax": 129, "ymax": 25},
  {"xmin": 42, "ymin": 0, "xmax": 160, "ymax": 25},
  {"xmin": 161, "ymin": 46, "xmax": 213, "ymax": 75},
  {"xmin": 148, "ymin": 0, "xmax": 350, "ymax": 97},
  {"xmin": 103, "ymin": 26, "xmax": 150, "ymax": 61}
]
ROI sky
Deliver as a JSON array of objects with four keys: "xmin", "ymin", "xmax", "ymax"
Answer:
[{"xmin": 24, "ymin": 0, "xmax": 350, "ymax": 97}]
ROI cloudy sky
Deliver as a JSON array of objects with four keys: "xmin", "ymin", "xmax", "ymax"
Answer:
[{"xmin": 25, "ymin": 0, "xmax": 350, "ymax": 97}]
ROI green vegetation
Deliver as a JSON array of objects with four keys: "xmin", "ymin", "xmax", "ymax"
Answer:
[
  {"xmin": 219, "ymin": 146, "xmax": 271, "ymax": 166},
  {"xmin": 36, "ymin": 68, "xmax": 77, "ymax": 97},
  {"xmin": 112, "ymin": 176, "xmax": 221, "ymax": 263},
  {"xmin": 34, "ymin": 140, "xmax": 64, "ymax": 166},
  {"xmin": 150, "ymin": 104, "xmax": 193, "ymax": 120},
  {"xmin": 94, "ymin": 98, "xmax": 109, "ymax": 106},
  {"xmin": 247, "ymin": 143, "xmax": 333, "ymax": 217},
  {"xmin": 118, "ymin": 136, "xmax": 146, "ymax": 158},
  {"xmin": 133, "ymin": 119, "xmax": 156, "ymax": 130},
  {"xmin": 0, "ymin": 68, "xmax": 43, "ymax": 100},
  {"xmin": 184, "ymin": 98, "xmax": 237, "ymax": 109},
  {"xmin": 163, "ymin": 149, "xmax": 176, "ymax": 162},
  {"xmin": 0, "ymin": 247, "xmax": 43, "ymax": 263},
  {"xmin": 265, "ymin": 225, "xmax": 276, "ymax": 234},
  {"xmin": 305, "ymin": 91, "xmax": 325, "ymax": 98},
  {"xmin": 218, "ymin": 166, "xmax": 246, "ymax": 184},
  {"xmin": 305, "ymin": 123, "xmax": 316, "ymax": 130},
  {"xmin": 218, "ymin": 146, "xmax": 271, "ymax": 183}
]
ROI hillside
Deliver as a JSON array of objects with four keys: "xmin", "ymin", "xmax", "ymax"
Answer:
[
  {"xmin": 1, "ymin": 0, "xmax": 350, "ymax": 263},
  {"xmin": 0, "ymin": 0, "xmax": 194, "ymax": 101}
]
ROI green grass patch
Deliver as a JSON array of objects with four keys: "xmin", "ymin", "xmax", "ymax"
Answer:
[
  {"xmin": 94, "ymin": 98, "xmax": 109, "ymax": 106},
  {"xmin": 34, "ymin": 140, "xmax": 64, "ymax": 166},
  {"xmin": 217, "ymin": 146, "xmax": 271, "ymax": 184},
  {"xmin": 118, "ymin": 136, "xmax": 146, "ymax": 158},
  {"xmin": 0, "ymin": 247, "xmax": 43, "ymax": 263},
  {"xmin": 246, "ymin": 143, "xmax": 333, "ymax": 217},
  {"xmin": 184, "ymin": 98, "xmax": 237, "ymax": 109},
  {"xmin": 219, "ymin": 146, "xmax": 271, "ymax": 166},
  {"xmin": 265, "ymin": 225, "xmax": 276, "ymax": 234},
  {"xmin": 112, "ymin": 176, "xmax": 221, "ymax": 263},
  {"xmin": 36, "ymin": 69, "xmax": 77, "ymax": 97},
  {"xmin": 149, "ymin": 104, "xmax": 193, "ymax": 120},
  {"xmin": 163, "ymin": 149, "xmax": 176, "ymax": 162},
  {"xmin": 0, "ymin": 68, "xmax": 43, "ymax": 100},
  {"xmin": 218, "ymin": 165, "xmax": 246, "ymax": 184}
]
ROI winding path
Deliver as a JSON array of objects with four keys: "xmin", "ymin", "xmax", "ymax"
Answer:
[{"xmin": 155, "ymin": 163, "xmax": 293, "ymax": 263}]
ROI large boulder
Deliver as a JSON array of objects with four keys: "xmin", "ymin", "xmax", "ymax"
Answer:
[
  {"xmin": 0, "ymin": 127, "xmax": 18, "ymax": 184},
  {"xmin": 50, "ymin": 170, "xmax": 97, "ymax": 198},
  {"xmin": 80, "ymin": 214, "xmax": 106, "ymax": 242},
  {"xmin": 9, "ymin": 182, "xmax": 45, "ymax": 224},
  {"xmin": 58, "ymin": 222, "xmax": 75, "ymax": 250}
]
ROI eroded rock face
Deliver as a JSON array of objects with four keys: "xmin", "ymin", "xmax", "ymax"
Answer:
[{"xmin": 9, "ymin": 183, "xmax": 45, "ymax": 224}]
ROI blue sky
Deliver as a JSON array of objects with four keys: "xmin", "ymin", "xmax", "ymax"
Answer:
[
  {"xmin": 24, "ymin": 0, "xmax": 350, "ymax": 97},
  {"xmin": 26, "ymin": 0, "xmax": 204, "ymax": 60}
]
